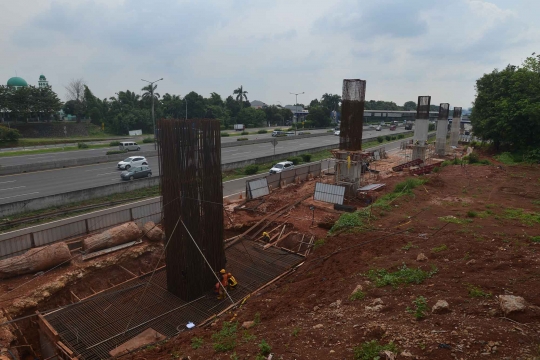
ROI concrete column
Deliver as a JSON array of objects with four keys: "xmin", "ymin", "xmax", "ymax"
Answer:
[
  {"xmin": 412, "ymin": 119, "xmax": 429, "ymax": 161},
  {"xmin": 435, "ymin": 119, "xmax": 448, "ymax": 156},
  {"xmin": 450, "ymin": 116, "xmax": 461, "ymax": 147}
]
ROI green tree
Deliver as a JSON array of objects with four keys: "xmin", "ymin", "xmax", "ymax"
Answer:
[
  {"xmin": 141, "ymin": 84, "xmax": 160, "ymax": 105},
  {"xmin": 403, "ymin": 101, "xmax": 416, "ymax": 111},
  {"xmin": 233, "ymin": 86, "xmax": 248, "ymax": 110},
  {"xmin": 471, "ymin": 53, "xmax": 540, "ymax": 150},
  {"xmin": 183, "ymin": 91, "xmax": 207, "ymax": 119},
  {"xmin": 306, "ymin": 106, "xmax": 331, "ymax": 127},
  {"xmin": 321, "ymin": 93, "xmax": 341, "ymax": 112},
  {"xmin": 237, "ymin": 107, "xmax": 266, "ymax": 127}
]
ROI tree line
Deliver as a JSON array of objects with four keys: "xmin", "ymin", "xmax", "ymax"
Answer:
[{"xmin": 0, "ymin": 85, "xmax": 62, "ymax": 122}]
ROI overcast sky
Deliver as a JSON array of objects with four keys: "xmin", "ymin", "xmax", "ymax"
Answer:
[{"xmin": 1, "ymin": 0, "xmax": 538, "ymax": 108}]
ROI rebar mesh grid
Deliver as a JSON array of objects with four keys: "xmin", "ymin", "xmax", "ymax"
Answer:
[
  {"xmin": 157, "ymin": 119, "xmax": 225, "ymax": 301},
  {"xmin": 416, "ymin": 96, "xmax": 431, "ymax": 119},
  {"xmin": 340, "ymin": 79, "xmax": 366, "ymax": 151},
  {"xmin": 438, "ymin": 103, "xmax": 450, "ymax": 120},
  {"xmin": 453, "ymin": 107, "xmax": 462, "ymax": 118},
  {"xmin": 43, "ymin": 240, "xmax": 304, "ymax": 360}
]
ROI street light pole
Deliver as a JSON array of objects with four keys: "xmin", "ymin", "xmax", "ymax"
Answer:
[
  {"xmin": 290, "ymin": 92, "xmax": 304, "ymax": 135},
  {"xmin": 141, "ymin": 77, "xmax": 163, "ymax": 149}
]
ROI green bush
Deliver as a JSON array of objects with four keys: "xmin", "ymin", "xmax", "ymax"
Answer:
[
  {"xmin": 142, "ymin": 137, "xmax": 153, "ymax": 143},
  {"xmin": 191, "ymin": 337, "xmax": 204, "ymax": 349},
  {"xmin": 391, "ymin": 136, "xmax": 397, "ymax": 140},
  {"xmin": 237, "ymin": 137, "xmax": 248, "ymax": 141},
  {"xmin": 353, "ymin": 340, "xmax": 398, "ymax": 360},
  {"xmin": 286, "ymin": 127, "xmax": 295, "ymax": 131},
  {"xmin": 398, "ymin": 134, "xmax": 405, "ymax": 139},
  {"xmin": 273, "ymin": 128, "xmax": 282, "ymax": 131},
  {"xmin": 109, "ymin": 141, "xmax": 121, "ymax": 146},
  {"xmin": 241, "ymin": 131, "xmax": 249, "ymax": 135},
  {"xmin": 212, "ymin": 321, "xmax": 238, "ymax": 352},
  {"xmin": 257, "ymin": 129, "xmax": 268, "ymax": 134},
  {"xmin": 467, "ymin": 152, "xmax": 479, "ymax": 164},
  {"xmin": 428, "ymin": 123, "xmax": 436, "ymax": 131},
  {"xmin": 385, "ymin": 135, "xmax": 391, "ymax": 141},
  {"xmin": 349, "ymin": 290, "xmax": 365, "ymax": 301},
  {"xmin": 377, "ymin": 136, "xmax": 384, "ymax": 143},
  {"xmin": 407, "ymin": 296, "xmax": 428, "ymax": 320},
  {"xmin": 78, "ymin": 142, "xmax": 89, "ymax": 149},
  {"xmin": 365, "ymin": 264, "xmax": 437, "ymax": 287},
  {"xmin": 244, "ymin": 164, "xmax": 259, "ymax": 175},
  {"xmin": 220, "ymin": 125, "xmax": 226, "ymax": 130},
  {"xmin": 221, "ymin": 132, "xmax": 230, "ymax": 137},
  {"xmin": 106, "ymin": 150, "xmax": 128, "ymax": 155},
  {"xmin": 258, "ymin": 340, "xmax": 272, "ymax": 356},
  {"xmin": 301, "ymin": 154, "xmax": 312, "ymax": 162},
  {"xmin": 0, "ymin": 126, "xmax": 21, "ymax": 142},
  {"xmin": 286, "ymin": 157, "xmax": 301, "ymax": 165}
]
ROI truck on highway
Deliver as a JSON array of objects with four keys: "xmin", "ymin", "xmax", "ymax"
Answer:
[
  {"xmin": 404, "ymin": 121, "xmax": 413, "ymax": 130},
  {"xmin": 234, "ymin": 124, "xmax": 245, "ymax": 131}
]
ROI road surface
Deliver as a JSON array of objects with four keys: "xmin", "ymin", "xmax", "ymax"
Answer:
[{"xmin": 0, "ymin": 128, "xmax": 410, "ymax": 206}]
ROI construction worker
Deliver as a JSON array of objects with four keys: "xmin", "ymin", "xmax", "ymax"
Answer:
[
  {"xmin": 216, "ymin": 269, "xmax": 229, "ymax": 299},
  {"xmin": 228, "ymin": 273, "xmax": 238, "ymax": 289},
  {"xmin": 262, "ymin": 231, "xmax": 270, "ymax": 243}
]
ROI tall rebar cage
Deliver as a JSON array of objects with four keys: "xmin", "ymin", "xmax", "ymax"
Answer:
[
  {"xmin": 436, "ymin": 103, "xmax": 450, "ymax": 156},
  {"xmin": 340, "ymin": 79, "xmax": 366, "ymax": 151},
  {"xmin": 157, "ymin": 118, "xmax": 225, "ymax": 301},
  {"xmin": 450, "ymin": 107, "xmax": 462, "ymax": 147},
  {"xmin": 416, "ymin": 96, "xmax": 431, "ymax": 119}
]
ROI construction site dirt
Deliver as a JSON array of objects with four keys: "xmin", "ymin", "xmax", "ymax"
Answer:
[{"xmin": 1, "ymin": 149, "xmax": 540, "ymax": 360}]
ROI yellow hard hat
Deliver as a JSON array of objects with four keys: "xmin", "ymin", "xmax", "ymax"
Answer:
[{"xmin": 220, "ymin": 269, "xmax": 226, "ymax": 274}]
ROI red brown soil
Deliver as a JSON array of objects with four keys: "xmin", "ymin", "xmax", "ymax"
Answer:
[{"xmin": 130, "ymin": 158, "xmax": 540, "ymax": 360}]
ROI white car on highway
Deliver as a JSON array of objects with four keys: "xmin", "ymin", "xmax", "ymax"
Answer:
[
  {"xmin": 334, "ymin": 130, "xmax": 340, "ymax": 136},
  {"xmin": 117, "ymin": 156, "xmax": 148, "ymax": 170},
  {"xmin": 269, "ymin": 161, "xmax": 294, "ymax": 174}
]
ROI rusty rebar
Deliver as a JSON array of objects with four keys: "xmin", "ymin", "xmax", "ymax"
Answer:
[{"xmin": 339, "ymin": 79, "xmax": 366, "ymax": 151}]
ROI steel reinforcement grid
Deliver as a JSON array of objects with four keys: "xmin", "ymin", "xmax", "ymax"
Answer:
[
  {"xmin": 416, "ymin": 96, "xmax": 431, "ymax": 119},
  {"xmin": 43, "ymin": 240, "xmax": 303, "ymax": 360},
  {"xmin": 340, "ymin": 79, "xmax": 366, "ymax": 151}
]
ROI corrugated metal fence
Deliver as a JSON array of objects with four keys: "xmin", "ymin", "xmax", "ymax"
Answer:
[{"xmin": 0, "ymin": 198, "xmax": 162, "ymax": 259}]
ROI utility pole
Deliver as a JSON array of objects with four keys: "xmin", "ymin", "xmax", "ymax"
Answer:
[
  {"xmin": 290, "ymin": 92, "xmax": 304, "ymax": 135},
  {"xmin": 141, "ymin": 77, "xmax": 163, "ymax": 149}
]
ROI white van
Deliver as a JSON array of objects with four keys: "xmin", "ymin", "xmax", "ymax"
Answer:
[{"xmin": 119, "ymin": 142, "xmax": 141, "ymax": 151}]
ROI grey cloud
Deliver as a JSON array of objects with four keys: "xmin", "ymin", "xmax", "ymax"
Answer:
[{"xmin": 274, "ymin": 29, "xmax": 297, "ymax": 40}]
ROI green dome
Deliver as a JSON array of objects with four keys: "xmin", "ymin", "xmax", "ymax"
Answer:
[
  {"xmin": 7, "ymin": 77, "xmax": 28, "ymax": 87},
  {"xmin": 39, "ymin": 75, "xmax": 46, "ymax": 80}
]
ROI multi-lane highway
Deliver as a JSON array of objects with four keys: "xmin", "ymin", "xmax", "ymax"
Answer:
[{"xmin": 0, "ymin": 128, "xmax": 409, "ymax": 205}]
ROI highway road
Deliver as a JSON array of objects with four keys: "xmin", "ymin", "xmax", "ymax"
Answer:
[
  {"xmin": 0, "ymin": 128, "xmax": 410, "ymax": 206},
  {"xmin": 0, "ymin": 129, "xmax": 334, "ymax": 167}
]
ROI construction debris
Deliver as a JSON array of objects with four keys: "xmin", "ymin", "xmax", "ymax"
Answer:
[
  {"xmin": 0, "ymin": 242, "xmax": 71, "ymax": 279},
  {"xmin": 82, "ymin": 222, "xmax": 141, "ymax": 253}
]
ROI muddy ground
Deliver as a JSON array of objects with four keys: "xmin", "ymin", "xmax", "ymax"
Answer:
[{"xmin": 1, "ymin": 150, "xmax": 540, "ymax": 360}]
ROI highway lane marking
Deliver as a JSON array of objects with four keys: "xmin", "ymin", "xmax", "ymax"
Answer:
[
  {"xmin": 0, "ymin": 186, "xmax": 26, "ymax": 191},
  {"xmin": 231, "ymin": 152, "xmax": 250, "ymax": 156},
  {"xmin": 97, "ymin": 172, "xmax": 119, "ymax": 176},
  {"xmin": 0, "ymin": 180, "xmax": 16, "ymax": 185},
  {"xmin": 86, "ymin": 167, "xmax": 118, "ymax": 172},
  {"xmin": 0, "ymin": 191, "xmax": 39, "ymax": 200}
]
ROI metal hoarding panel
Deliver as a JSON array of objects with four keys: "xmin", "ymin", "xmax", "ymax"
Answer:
[
  {"xmin": 314, "ymin": 182, "xmax": 345, "ymax": 205},
  {"xmin": 0, "ymin": 234, "xmax": 32, "ymax": 258},
  {"xmin": 87, "ymin": 209, "xmax": 131, "ymax": 232},
  {"xmin": 247, "ymin": 178, "xmax": 269, "ymax": 199},
  {"xmin": 34, "ymin": 221, "xmax": 87, "ymax": 247},
  {"xmin": 280, "ymin": 170, "xmax": 296, "ymax": 186},
  {"xmin": 131, "ymin": 201, "xmax": 162, "ymax": 226},
  {"xmin": 266, "ymin": 173, "xmax": 280, "ymax": 189}
]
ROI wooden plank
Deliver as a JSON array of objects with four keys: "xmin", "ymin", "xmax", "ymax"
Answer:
[
  {"xmin": 263, "ymin": 230, "xmax": 294, "ymax": 250},
  {"xmin": 109, "ymin": 328, "xmax": 166, "ymax": 357},
  {"xmin": 81, "ymin": 240, "xmax": 141, "ymax": 261},
  {"xmin": 57, "ymin": 341, "xmax": 74, "ymax": 357},
  {"xmin": 37, "ymin": 313, "xmax": 59, "ymax": 342}
]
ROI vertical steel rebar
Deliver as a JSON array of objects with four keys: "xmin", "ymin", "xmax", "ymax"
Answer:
[{"xmin": 339, "ymin": 79, "xmax": 366, "ymax": 151}]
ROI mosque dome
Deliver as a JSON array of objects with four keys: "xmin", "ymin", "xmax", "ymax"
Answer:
[
  {"xmin": 39, "ymin": 75, "xmax": 46, "ymax": 80},
  {"xmin": 7, "ymin": 77, "xmax": 28, "ymax": 87}
]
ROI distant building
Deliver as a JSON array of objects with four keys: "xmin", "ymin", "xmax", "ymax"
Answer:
[
  {"xmin": 284, "ymin": 105, "xmax": 308, "ymax": 123},
  {"xmin": 38, "ymin": 75, "xmax": 49, "ymax": 88},
  {"xmin": 6, "ymin": 74, "xmax": 50, "ymax": 89},
  {"xmin": 250, "ymin": 100, "xmax": 267, "ymax": 109}
]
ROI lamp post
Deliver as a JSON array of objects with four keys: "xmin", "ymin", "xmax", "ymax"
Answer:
[
  {"xmin": 290, "ymin": 92, "xmax": 304, "ymax": 135},
  {"xmin": 141, "ymin": 78, "xmax": 163, "ymax": 149}
]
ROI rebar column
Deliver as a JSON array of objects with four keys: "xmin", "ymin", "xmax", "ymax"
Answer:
[
  {"xmin": 450, "ymin": 107, "xmax": 462, "ymax": 147},
  {"xmin": 339, "ymin": 79, "xmax": 366, "ymax": 151},
  {"xmin": 157, "ymin": 118, "xmax": 225, "ymax": 301},
  {"xmin": 412, "ymin": 96, "xmax": 431, "ymax": 161},
  {"xmin": 435, "ymin": 103, "xmax": 450, "ymax": 156}
]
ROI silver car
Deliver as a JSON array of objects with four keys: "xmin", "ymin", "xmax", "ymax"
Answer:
[{"xmin": 117, "ymin": 156, "xmax": 148, "ymax": 170}]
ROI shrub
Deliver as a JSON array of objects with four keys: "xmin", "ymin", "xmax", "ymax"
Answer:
[
  {"xmin": 253, "ymin": 312, "xmax": 261, "ymax": 325},
  {"xmin": 377, "ymin": 136, "xmax": 384, "ymax": 143},
  {"xmin": 142, "ymin": 137, "xmax": 153, "ymax": 143},
  {"xmin": 385, "ymin": 135, "xmax": 391, "ymax": 141},
  {"xmin": 106, "ymin": 150, "xmax": 128, "ymax": 155},
  {"xmin": 391, "ymin": 136, "xmax": 397, "ymax": 140},
  {"xmin": 428, "ymin": 123, "xmax": 436, "ymax": 131},
  {"xmin": 301, "ymin": 154, "xmax": 312, "ymax": 162},
  {"xmin": 467, "ymin": 152, "xmax": 479, "ymax": 164},
  {"xmin": 467, "ymin": 284, "xmax": 492, "ymax": 298},
  {"xmin": 237, "ymin": 137, "xmax": 248, "ymax": 141},
  {"xmin": 191, "ymin": 337, "xmax": 204, "ymax": 349},
  {"xmin": 349, "ymin": 290, "xmax": 365, "ymax": 301},
  {"xmin": 432, "ymin": 166, "xmax": 440, "ymax": 173},
  {"xmin": 398, "ymin": 134, "xmax": 405, "ymax": 139},
  {"xmin": 0, "ymin": 126, "xmax": 21, "ymax": 142},
  {"xmin": 244, "ymin": 164, "xmax": 259, "ymax": 175},
  {"xmin": 407, "ymin": 296, "xmax": 428, "ymax": 320},
  {"xmin": 109, "ymin": 141, "xmax": 121, "ymax": 146},
  {"xmin": 330, "ymin": 209, "xmax": 371, "ymax": 234},
  {"xmin": 466, "ymin": 211, "xmax": 477, "ymax": 218},
  {"xmin": 258, "ymin": 340, "xmax": 272, "ymax": 356},
  {"xmin": 221, "ymin": 132, "xmax": 230, "ymax": 137},
  {"xmin": 212, "ymin": 321, "xmax": 238, "ymax": 352},
  {"xmin": 78, "ymin": 142, "xmax": 89, "ymax": 149},
  {"xmin": 353, "ymin": 340, "xmax": 398, "ymax": 360},
  {"xmin": 241, "ymin": 131, "xmax": 249, "ymax": 135},
  {"xmin": 273, "ymin": 128, "xmax": 282, "ymax": 131},
  {"xmin": 313, "ymin": 239, "xmax": 325, "ymax": 250},
  {"xmin": 286, "ymin": 157, "xmax": 301, "ymax": 165},
  {"xmin": 257, "ymin": 129, "xmax": 268, "ymax": 134}
]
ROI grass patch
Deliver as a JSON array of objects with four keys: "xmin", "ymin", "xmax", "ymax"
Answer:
[
  {"xmin": 212, "ymin": 321, "xmax": 238, "ymax": 352},
  {"xmin": 502, "ymin": 208, "xmax": 540, "ymax": 226},
  {"xmin": 329, "ymin": 208, "xmax": 372, "ymax": 234},
  {"xmin": 438, "ymin": 215, "xmax": 472, "ymax": 224},
  {"xmin": 466, "ymin": 211, "xmax": 477, "ymax": 218},
  {"xmin": 291, "ymin": 327, "xmax": 300, "ymax": 337},
  {"xmin": 431, "ymin": 244, "xmax": 448, "ymax": 253},
  {"xmin": 374, "ymin": 178, "xmax": 427, "ymax": 210},
  {"xmin": 353, "ymin": 340, "xmax": 398, "ymax": 360},
  {"xmin": 258, "ymin": 340, "xmax": 272, "ymax": 356},
  {"xmin": 312, "ymin": 238, "xmax": 325, "ymax": 250},
  {"xmin": 497, "ymin": 152, "xmax": 522, "ymax": 165},
  {"xmin": 191, "ymin": 337, "xmax": 204, "ymax": 349},
  {"xmin": 407, "ymin": 296, "xmax": 428, "ymax": 320},
  {"xmin": 0, "ymin": 143, "xmax": 112, "ymax": 158},
  {"xmin": 529, "ymin": 236, "xmax": 540, "ymax": 243},
  {"xmin": 401, "ymin": 242, "xmax": 418, "ymax": 251},
  {"xmin": 467, "ymin": 284, "xmax": 492, "ymax": 298},
  {"xmin": 241, "ymin": 330, "xmax": 256, "ymax": 343},
  {"xmin": 349, "ymin": 290, "xmax": 366, "ymax": 301},
  {"xmin": 365, "ymin": 264, "xmax": 437, "ymax": 288},
  {"xmin": 253, "ymin": 312, "xmax": 261, "ymax": 325}
]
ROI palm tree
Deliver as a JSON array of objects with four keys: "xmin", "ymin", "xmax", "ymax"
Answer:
[
  {"xmin": 233, "ymin": 86, "xmax": 248, "ymax": 109},
  {"xmin": 141, "ymin": 84, "xmax": 160, "ymax": 104}
]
